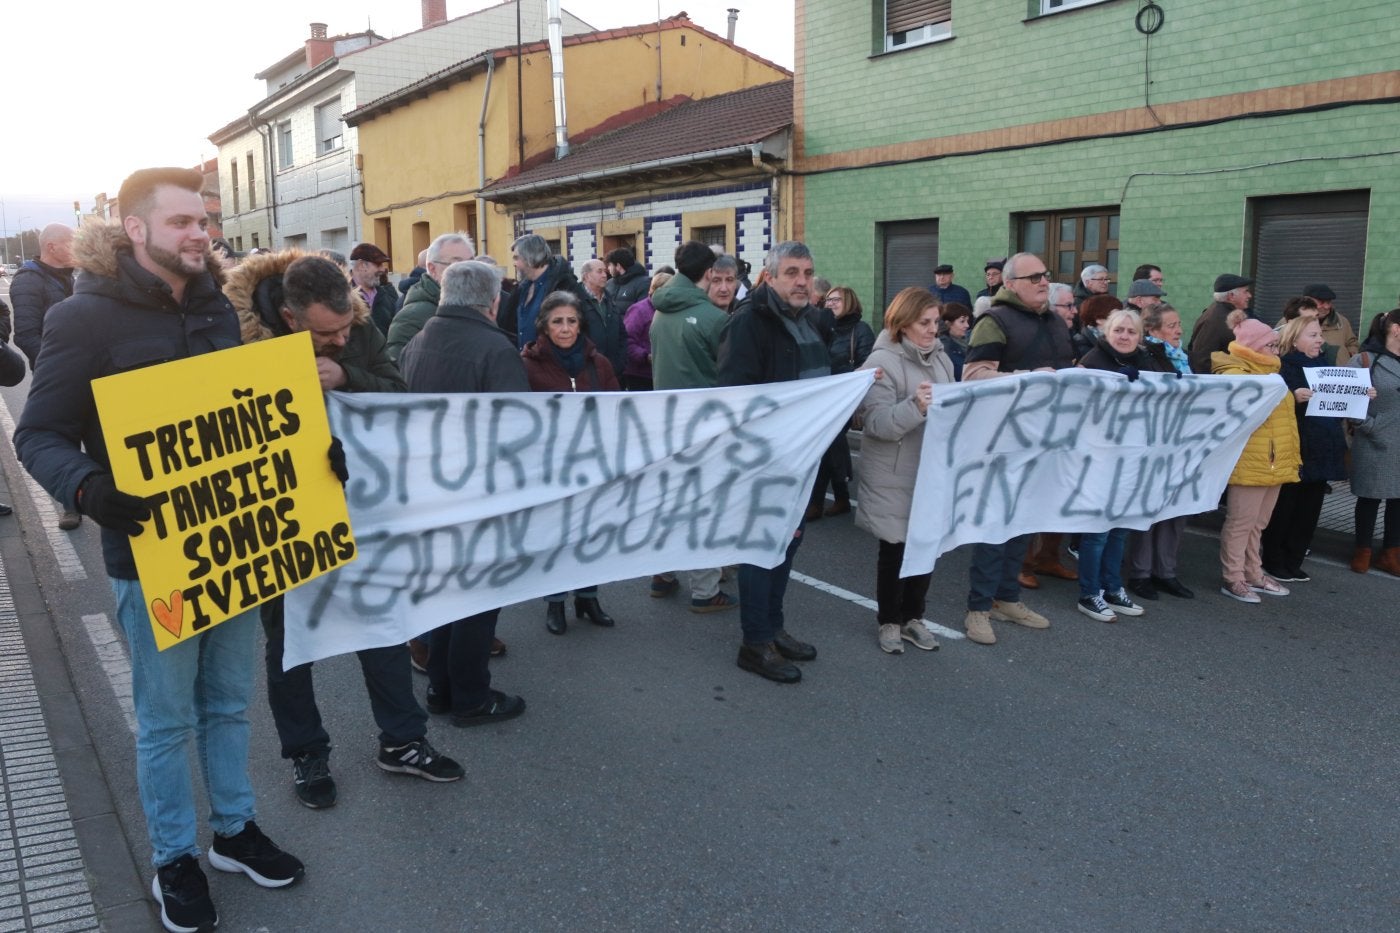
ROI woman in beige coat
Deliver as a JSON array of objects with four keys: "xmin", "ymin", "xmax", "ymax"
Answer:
[{"xmin": 856, "ymin": 287, "xmax": 956, "ymax": 655}]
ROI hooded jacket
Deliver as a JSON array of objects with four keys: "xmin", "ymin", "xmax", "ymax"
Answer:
[
  {"xmin": 223, "ymin": 249, "xmax": 405, "ymax": 393},
  {"xmin": 649, "ymin": 274, "xmax": 727, "ymax": 389},
  {"xmin": 14, "ymin": 222, "xmax": 239, "ymax": 579},
  {"xmin": 385, "ymin": 272, "xmax": 440, "ymax": 362},
  {"xmin": 604, "ymin": 261, "xmax": 650, "ymax": 326},
  {"xmin": 1210, "ymin": 343, "xmax": 1301, "ymax": 487},
  {"xmin": 10, "ymin": 258, "xmax": 73, "ymax": 366}
]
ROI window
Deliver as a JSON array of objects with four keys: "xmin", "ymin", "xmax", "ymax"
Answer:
[
  {"xmin": 277, "ymin": 122, "xmax": 293, "ymax": 169},
  {"xmin": 692, "ymin": 226, "xmax": 727, "ymax": 250},
  {"xmin": 884, "ymin": 0, "xmax": 952, "ymax": 52},
  {"xmin": 234, "ymin": 236, "xmax": 243, "ymax": 251},
  {"xmin": 251, "ymin": 232, "xmax": 260, "ymax": 248},
  {"xmin": 246, "ymin": 154, "xmax": 256, "ymax": 210},
  {"xmin": 879, "ymin": 219, "xmax": 938, "ymax": 310},
  {"xmin": 315, "ymin": 98, "xmax": 343, "ymax": 154},
  {"xmin": 1018, "ymin": 206, "xmax": 1119, "ymax": 291},
  {"xmin": 230, "ymin": 160, "xmax": 240, "ymax": 214},
  {"xmin": 1040, "ymin": 0, "xmax": 1110, "ymax": 14}
]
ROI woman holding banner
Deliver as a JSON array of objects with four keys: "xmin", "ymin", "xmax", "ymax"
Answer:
[
  {"xmin": 1261, "ymin": 317, "xmax": 1358, "ymax": 582},
  {"xmin": 1125, "ymin": 303, "xmax": 1196, "ymax": 601},
  {"xmin": 1211, "ymin": 310, "xmax": 1302, "ymax": 604},
  {"xmin": 855, "ymin": 287, "xmax": 954, "ymax": 654},
  {"xmin": 1074, "ymin": 309, "xmax": 1168, "ymax": 622},
  {"xmin": 522, "ymin": 292, "xmax": 622, "ymax": 634},
  {"xmin": 1346, "ymin": 308, "xmax": 1400, "ymax": 575}
]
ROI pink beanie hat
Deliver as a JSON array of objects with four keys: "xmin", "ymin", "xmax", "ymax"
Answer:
[{"xmin": 1232, "ymin": 317, "xmax": 1275, "ymax": 352}]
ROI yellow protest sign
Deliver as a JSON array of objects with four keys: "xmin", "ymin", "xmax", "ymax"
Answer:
[{"xmin": 91, "ymin": 332, "xmax": 356, "ymax": 650}]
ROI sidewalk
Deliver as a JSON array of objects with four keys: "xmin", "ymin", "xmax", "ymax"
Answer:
[{"xmin": 0, "ymin": 469, "xmax": 149, "ymax": 931}]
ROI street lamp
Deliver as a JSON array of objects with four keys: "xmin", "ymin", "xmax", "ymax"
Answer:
[{"xmin": 16, "ymin": 218, "xmax": 30, "ymax": 263}]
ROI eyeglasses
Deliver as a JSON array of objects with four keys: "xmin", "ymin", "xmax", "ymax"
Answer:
[
  {"xmin": 1089, "ymin": 276, "xmax": 1110, "ymax": 283},
  {"xmin": 1052, "ymin": 301, "xmax": 1076, "ymax": 309},
  {"xmin": 1010, "ymin": 271, "xmax": 1052, "ymax": 283}
]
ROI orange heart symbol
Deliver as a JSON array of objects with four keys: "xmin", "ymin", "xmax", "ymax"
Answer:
[{"xmin": 152, "ymin": 590, "xmax": 185, "ymax": 639}]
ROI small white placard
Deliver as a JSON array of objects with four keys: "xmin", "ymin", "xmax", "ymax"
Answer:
[{"xmin": 1304, "ymin": 366, "xmax": 1372, "ymax": 419}]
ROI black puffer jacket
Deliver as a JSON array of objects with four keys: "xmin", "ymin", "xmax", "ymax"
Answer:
[
  {"xmin": 718, "ymin": 284, "xmax": 834, "ymax": 386},
  {"xmin": 604, "ymin": 261, "xmax": 649, "ymax": 323},
  {"xmin": 400, "ymin": 303, "xmax": 530, "ymax": 394},
  {"xmin": 10, "ymin": 258, "xmax": 73, "ymax": 366},
  {"xmin": 14, "ymin": 224, "xmax": 238, "ymax": 579}
]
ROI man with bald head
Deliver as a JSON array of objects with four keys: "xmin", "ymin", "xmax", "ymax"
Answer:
[{"xmin": 12, "ymin": 223, "xmax": 78, "ymax": 526}]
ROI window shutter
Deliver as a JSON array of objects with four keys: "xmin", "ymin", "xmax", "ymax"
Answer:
[
  {"xmin": 882, "ymin": 221, "xmax": 939, "ymax": 310},
  {"xmin": 887, "ymin": 0, "xmax": 953, "ymax": 33}
]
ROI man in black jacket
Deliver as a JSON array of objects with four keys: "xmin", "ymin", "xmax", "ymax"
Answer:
[
  {"xmin": 399, "ymin": 260, "xmax": 528, "ymax": 727},
  {"xmin": 497, "ymin": 234, "xmax": 580, "ymax": 349},
  {"xmin": 716, "ymin": 241, "xmax": 830, "ymax": 683},
  {"xmin": 604, "ymin": 246, "xmax": 649, "ymax": 322},
  {"xmin": 14, "ymin": 167, "xmax": 303, "ymax": 932}
]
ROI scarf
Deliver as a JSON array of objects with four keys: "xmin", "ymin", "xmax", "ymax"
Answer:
[
  {"xmin": 550, "ymin": 338, "xmax": 586, "ymax": 377},
  {"xmin": 1145, "ymin": 335, "xmax": 1190, "ymax": 374}
]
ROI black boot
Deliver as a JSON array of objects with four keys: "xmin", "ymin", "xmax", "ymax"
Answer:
[
  {"xmin": 545, "ymin": 601, "xmax": 567, "ymax": 635},
  {"xmin": 574, "ymin": 595, "xmax": 615, "ymax": 627}
]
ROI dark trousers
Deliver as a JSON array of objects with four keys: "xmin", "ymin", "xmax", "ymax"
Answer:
[
  {"xmin": 809, "ymin": 435, "xmax": 852, "ymax": 509},
  {"xmin": 261, "ymin": 597, "xmax": 426, "ymax": 758},
  {"xmin": 1355, "ymin": 497, "xmax": 1400, "ymax": 548},
  {"xmin": 966, "ymin": 535, "xmax": 1032, "ymax": 611},
  {"xmin": 622, "ymin": 374, "xmax": 653, "ymax": 391},
  {"xmin": 876, "ymin": 539, "xmax": 932, "ymax": 626},
  {"xmin": 426, "ymin": 609, "xmax": 500, "ymax": 715},
  {"xmin": 737, "ymin": 524, "xmax": 804, "ymax": 644},
  {"xmin": 1261, "ymin": 481, "xmax": 1327, "ymax": 572}
]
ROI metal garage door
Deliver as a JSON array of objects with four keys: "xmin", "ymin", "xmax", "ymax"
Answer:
[
  {"xmin": 881, "ymin": 220, "xmax": 938, "ymax": 311},
  {"xmin": 1250, "ymin": 190, "xmax": 1369, "ymax": 329}
]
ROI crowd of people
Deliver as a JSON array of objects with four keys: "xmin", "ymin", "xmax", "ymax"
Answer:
[{"xmin": 6, "ymin": 164, "xmax": 1400, "ymax": 933}]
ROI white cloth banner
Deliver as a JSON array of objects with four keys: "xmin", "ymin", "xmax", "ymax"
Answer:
[
  {"xmin": 1303, "ymin": 365, "xmax": 1371, "ymax": 419},
  {"xmin": 282, "ymin": 372, "xmax": 874, "ymax": 666},
  {"xmin": 900, "ymin": 370, "xmax": 1288, "ymax": 576}
]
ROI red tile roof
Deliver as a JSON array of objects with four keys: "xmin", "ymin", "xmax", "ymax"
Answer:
[{"xmin": 481, "ymin": 79, "xmax": 793, "ymax": 198}]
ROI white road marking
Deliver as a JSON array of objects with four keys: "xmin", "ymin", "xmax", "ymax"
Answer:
[
  {"xmin": 0, "ymin": 394, "xmax": 87, "ymax": 581},
  {"xmin": 789, "ymin": 570, "xmax": 966, "ymax": 640},
  {"xmin": 80, "ymin": 613, "xmax": 136, "ymax": 735}
]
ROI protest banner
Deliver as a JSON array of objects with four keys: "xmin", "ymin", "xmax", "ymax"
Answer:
[
  {"xmin": 1303, "ymin": 366, "xmax": 1372, "ymax": 419},
  {"xmin": 900, "ymin": 370, "xmax": 1288, "ymax": 577},
  {"xmin": 91, "ymin": 332, "xmax": 355, "ymax": 650},
  {"xmin": 280, "ymin": 371, "xmax": 874, "ymax": 667}
]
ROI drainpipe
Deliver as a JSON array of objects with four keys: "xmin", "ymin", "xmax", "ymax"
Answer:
[
  {"xmin": 248, "ymin": 110, "xmax": 278, "ymax": 238},
  {"xmin": 477, "ymin": 55, "xmax": 496, "ymax": 257},
  {"xmin": 547, "ymin": 0, "xmax": 569, "ymax": 159}
]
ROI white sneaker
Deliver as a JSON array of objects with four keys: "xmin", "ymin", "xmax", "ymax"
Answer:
[
  {"xmin": 878, "ymin": 623, "xmax": 904, "ymax": 654},
  {"xmin": 900, "ymin": 620, "xmax": 939, "ymax": 651},
  {"xmin": 1103, "ymin": 588, "xmax": 1145, "ymax": 616}
]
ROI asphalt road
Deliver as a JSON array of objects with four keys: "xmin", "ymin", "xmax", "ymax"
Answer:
[{"xmin": 0, "ymin": 299, "xmax": 1396, "ymax": 931}]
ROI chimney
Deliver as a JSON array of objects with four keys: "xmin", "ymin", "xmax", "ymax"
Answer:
[
  {"xmin": 727, "ymin": 8, "xmax": 739, "ymax": 42},
  {"xmin": 548, "ymin": 0, "xmax": 569, "ymax": 159},
  {"xmin": 305, "ymin": 23, "xmax": 334, "ymax": 69},
  {"xmin": 421, "ymin": 0, "xmax": 447, "ymax": 27}
]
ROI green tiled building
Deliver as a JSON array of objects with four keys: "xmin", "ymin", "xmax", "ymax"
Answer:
[{"xmin": 795, "ymin": 0, "xmax": 1400, "ymax": 329}]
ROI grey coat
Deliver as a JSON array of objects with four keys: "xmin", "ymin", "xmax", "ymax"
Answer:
[
  {"xmin": 854, "ymin": 331, "xmax": 955, "ymax": 543},
  {"xmin": 1348, "ymin": 349, "xmax": 1400, "ymax": 500}
]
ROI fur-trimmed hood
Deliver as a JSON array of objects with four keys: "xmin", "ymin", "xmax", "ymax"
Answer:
[
  {"xmin": 222, "ymin": 248, "xmax": 371, "ymax": 344},
  {"xmin": 72, "ymin": 218, "xmax": 228, "ymax": 290}
]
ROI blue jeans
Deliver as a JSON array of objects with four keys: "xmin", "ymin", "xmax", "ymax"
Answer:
[
  {"xmin": 966, "ymin": 535, "xmax": 1031, "ymax": 611},
  {"xmin": 1077, "ymin": 529, "xmax": 1128, "ymax": 599},
  {"xmin": 737, "ymin": 523, "xmax": 805, "ymax": 644},
  {"xmin": 112, "ymin": 578, "xmax": 258, "ymax": 867}
]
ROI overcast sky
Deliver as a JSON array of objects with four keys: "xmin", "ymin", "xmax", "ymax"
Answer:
[{"xmin": 2, "ymin": 1, "xmax": 794, "ymax": 234}]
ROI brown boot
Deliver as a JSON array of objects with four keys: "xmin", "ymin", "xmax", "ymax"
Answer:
[
  {"xmin": 1017, "ymin": 570, "xmax": 1040, "ymax": 590},
  {"xmin": 1374, "ymin": 547, "xmax": 1400, "ymax": 577},
  {"xmin": 1350, "ymin": 547, "xmax": 1373, "ymax": 573},
  {"xmin": 1030, "ymin": 532, "xmax": 1077, "ymax": 580}
]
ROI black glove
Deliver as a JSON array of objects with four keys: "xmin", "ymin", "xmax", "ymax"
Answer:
[
  {"xmin": 328, "ymin": 436, "xmax": 349, "ymax": 485},
  {"xmin": 78, "ymin": 472, "xmax": 150, "ymax": 536},
  {"xmin": 1121, "ymin": 365, "xmax": 1140, "ymax": 383}
]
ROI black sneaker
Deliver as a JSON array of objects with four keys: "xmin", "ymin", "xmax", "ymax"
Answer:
[
  {"xmin": 425, "ymin": 685, "xmax": 450, "ymax": 715},
  {"xmin": 376, "ymin": 737, "xmax": 465, "ymax": 781},
  {"xmin": 208, "ymin": 821, "xmax": 305, "ymax": 888},
  {"xmin": 152, "ymin": 854, "xmax": 217, "ymax": 933},
  {"xmin": 292, "ymin": 752, "xmax": 337, "ymax": 809},
  {"xmin": 451, "ymin": 690, "xmax": 526, "ymax": 728}
]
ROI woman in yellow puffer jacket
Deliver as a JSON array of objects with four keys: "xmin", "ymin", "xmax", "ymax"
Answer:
[{"xmin": 1210, "ymin": 309, "xmax": 1303, "ymax": 604}]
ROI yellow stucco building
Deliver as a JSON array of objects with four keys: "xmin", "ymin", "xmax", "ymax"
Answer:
[{"xmin": 346, "ymin": 14, "xmax": 790, "ymax": 271}]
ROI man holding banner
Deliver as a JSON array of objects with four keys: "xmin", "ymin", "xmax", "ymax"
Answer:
[
  {"xmin": 957, "ymin": 252, "xmax": 1069, "ymax": 645},
  {"xmin": 15, "ymin": 168, "xmax": 303, "ymax": 933},
  {"xmin": 226, "ymin": 251, "xmax": 464, "ymax": 808},
  {"xmin": 717, "ymin": 241, "xmax": 830, "ymax": 683}
]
